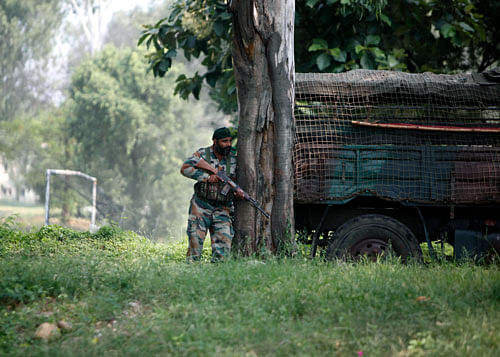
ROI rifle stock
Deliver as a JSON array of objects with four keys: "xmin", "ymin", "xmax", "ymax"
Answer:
[{"xmin": 195, "ymin": 158, "xmax": 270, "ymax": 219}]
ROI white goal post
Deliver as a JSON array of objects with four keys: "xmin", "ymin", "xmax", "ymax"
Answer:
[{"xmin": 44, "ymin": 169, "xmax": 97, "ymax": 230}]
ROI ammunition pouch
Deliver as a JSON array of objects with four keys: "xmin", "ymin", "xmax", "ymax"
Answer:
[{"xmin": 194, "ymin": 181, "xmax": 234, "ymax": 203}]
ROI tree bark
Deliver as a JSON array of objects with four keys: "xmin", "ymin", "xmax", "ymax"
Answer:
[{"xmin": 231, "ymin": 0, "xmax": 295, "ymax": 255}]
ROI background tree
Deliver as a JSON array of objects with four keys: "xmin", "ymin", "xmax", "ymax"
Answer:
[
  {"xmin": 66, "ymin": 45, "xmax": 210, "ymax": 238},
  {"xmin": 66, "ymin": 0, "xmax": 112, "ymax": 54},
  {"xmin": 23, "ymin": 109, "xmax": 79, "ymax": 223},
  {"xmin": 0, "ymin": 0, "xmax": 64, "ymax": 122},
  {"xmin": 374, "ymin": 0, "xmax": 498, "ymax": 72}
]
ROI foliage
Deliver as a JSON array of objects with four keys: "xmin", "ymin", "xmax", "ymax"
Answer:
[
  {"xmin": 1, "ymin": 224, "xmax": 500, "ymax": 355},
  {"xmin": 140, "ymin": 0, "xmax": 498, "ymax": 114},
  {"xmin": 66, "ymin": 45, "xmax": 210, "ymax": 238},
  {"xmin": 378, "ymin": 0, "xmax": 496, "ymax": 72},
  {"xmin": 296, "ymin": 0, "xmax": 494, "ymax": 73},
  {"xmin": 296, "ymin": 0, "xmax": 407, "ymax": 73},
  {"xmin": 103, "ymin": 2, "xmax": 174, "ymax": 49},
  {"xmin": 0, "ymin": 0, "xmax": 64, "ymax": 122},
  {"xmin": 0, "ymin": 0, "xmax": 71, "ymax": 213},
  {"xmin": 471, "ymin": 1, "xmax": 500, "ymax": 71},
  {"xmin": 138, "ymin": 0, "xmax": 236, "ymax": 114},
  {"xmin": 5, "ymin": 108, "xmax": 84, "ymax": 219}
]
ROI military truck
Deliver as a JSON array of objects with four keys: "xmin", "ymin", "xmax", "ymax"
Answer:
[{"xmin": 293, "ymin": 69, "xmax": 500, "ymax": 261}]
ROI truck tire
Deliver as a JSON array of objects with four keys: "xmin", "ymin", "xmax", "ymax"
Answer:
[{"xmin": 326, "ymin": 214, "xmax": 422, "ymax": 262}]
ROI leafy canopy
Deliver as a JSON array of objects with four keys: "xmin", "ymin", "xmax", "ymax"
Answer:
[
  {"xmin": 139, "ymin": 0, "xmax": 497, "ymax": 115},
  {"xmin": 66, "ymin": 45, "xmax": 210, "ymax": 237},
  {"xmin": 0, "ymin": 0, "xmax": 64, "ymax": 122}
]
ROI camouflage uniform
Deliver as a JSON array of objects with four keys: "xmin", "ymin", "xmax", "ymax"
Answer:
[{"xmin": 181, "ymin": 146, "xmax": 237, "ymax": 261}]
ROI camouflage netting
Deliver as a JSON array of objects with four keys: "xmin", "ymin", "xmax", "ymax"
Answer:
[{"xmin": 294, "ymin": 69, "xmax": 500, "ymax": 205}]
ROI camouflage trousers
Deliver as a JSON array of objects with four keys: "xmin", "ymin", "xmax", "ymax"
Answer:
[{"xmin": 186, "ymin": 195, "xmax": 234, "ymax": 262}]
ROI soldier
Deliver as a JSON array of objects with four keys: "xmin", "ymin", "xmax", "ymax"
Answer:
[{"xmin": 181, "ymin": 127, "xmax": 244, "ymax": 261}]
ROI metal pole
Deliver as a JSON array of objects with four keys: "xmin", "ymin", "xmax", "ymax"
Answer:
[
  {"xmin": 91, "ymin": 178, "xmax": 97, "ymax": 230},
  {"xmin": 44, "ymin": 170, "xmax": 51, "ymax": 225}
]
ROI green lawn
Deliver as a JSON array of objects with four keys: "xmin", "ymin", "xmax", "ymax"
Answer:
[
  {"xmin": 0, "ymin": 201, "xmax": 91, "ymax": 231},
  {"xmin": 0, "ymin": 201, "xmax": 44, "ymax": 219},
  {"xmin": 1, "ymin": 223, "xmax": 499, "ymax": 356}
]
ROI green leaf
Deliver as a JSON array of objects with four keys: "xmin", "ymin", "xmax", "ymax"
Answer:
[
  {"xmin": 213, "ymin": 20, "xmax": 224, "ymax": 37},
  {"xmin": 137, "ymin": 34, "xmax": 149, "ymax": 46},
  {"xmin": 158, "ymin": 59, "xmax": 169, "ymax": 76},
  {"xmin": 147, "ymin": 28, "xmax": 159, "ymax": 35},
  {"xmin": 316, "ymin": 53, "xmax": 332, "ymax": 71},
  {"xmin": 333, "ymin": 64, "xmax": 345, "ymax": 73},
  {"xmin": 153, "ymin": 17, "xmax": 167, "ymax": 28},
  {"xmin": 329, "ymin": 48, "xmax": 347, "ymax": 62},
  {"xmin": 387, "ymin": 55, "xmax": 399, "ymax": 68},
  {"xmin": 329, "ymin": 48, "xmax": 341, "ymax": 57},
  {"xmin": 440, "ymin": 23, "xmax": 456, "ymax": 39},
  {"xmin": 176, "ymin": 74, "xmax": 187, "ymax": 82},
  {"xmin": 168, "ymin": 7, "xmax": 181, "ymax": 22},
  {"xmin": 458, "ymin": 22, "xmax": 474, "ymax": 33},
  {"xmin": 193, "ymin": 83, "xmax": 201, "ymax": 100},
  {"xmin": 345, "ymin": 38, "xmax": 362, "ymax": 52},
  {"xmin": 370, "ymin": 47, "xmax": 385, "ymax": 59},
  {"xmin": 153, "ymin": 38, "xmax": 162, "ymax": 51},
  {"xmin": 306, "ymin": 0, "xmax": 320, "ymax": 8},
  {"xmin": 360, "ymin": 53, "xmax": 375, "ymax": 69},
  {"xmin": 365, "ymin": 35, "xmax": 381, "ymax": 46},
  {"xmin": 205, "ymin": 72, "xmax": 219, "ymax": 88},
  {"xmin": 187, "ymin": 36, "xmax": 197, "ymax": 48},
  {"xmin": 165, "ymin": 49, "xmax": 177, "ymax": 59},
  {"xmin": 379, "ymin": 13, "xmax": 391, "ymax": 26},
  {"xmin": 227, "ymin": 82, "xmax": 236, "ymax": 95},
  {"xmin": 218, "ymin": 12, "xmax": 232, "ymax": 21},
  {"xmin": 161, "ymin": 31, "xmax": 177, "ymax": 49},
  {"xmin": 308, "ymin": 38, "xmax": 329, "ymax": 52},
  {"xmin": 355, "ymin": 45, "xmax": 366, "ymax": 54}
]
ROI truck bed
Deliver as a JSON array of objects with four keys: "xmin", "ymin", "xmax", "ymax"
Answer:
[
  {"xmin": 294, "ymin": 70, "xmax": 500, "ymax": 206},
  {"xmin": 294, "ymin": 142, "xmax": 500, "ymax": 205}
]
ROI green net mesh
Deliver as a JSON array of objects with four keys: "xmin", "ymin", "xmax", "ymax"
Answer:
[{"xmin": 294, "ymin": 70, "xmax": 500, "ymax": 205}]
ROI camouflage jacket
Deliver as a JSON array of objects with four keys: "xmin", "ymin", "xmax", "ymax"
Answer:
[{"xmin": 181, "ymin": 146, "xmax": 237, "ymax": 202}]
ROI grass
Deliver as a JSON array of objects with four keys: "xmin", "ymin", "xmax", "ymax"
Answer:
[
  {"xmin": 1, "ymin": 219, "xmax": 500, "ymax": 356},
  {"xmin": 0, "ymin": 201, "xmax": 92, "ymax": 231},
  {"xmin": 0, "ymin": 201, "xmax": 45, "ymax": 225}
]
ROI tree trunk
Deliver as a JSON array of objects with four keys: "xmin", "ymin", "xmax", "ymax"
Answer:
[{"xmin": 231, "ymin": 0, "xmax": 295, "ymax": 255}]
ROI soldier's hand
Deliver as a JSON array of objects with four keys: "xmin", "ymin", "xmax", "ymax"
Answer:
[
  {"xmin": 234, "ymin": 188, "xmax": 245, "ymax": 200},
  {"xmin": 207, "ymin": 174, "xmax": 221, "ymax": 183}
]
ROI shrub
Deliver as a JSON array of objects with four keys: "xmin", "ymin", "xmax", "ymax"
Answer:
[{"xmin": 36, "ymin": 225, "xmax": 91, "ymax": 241}]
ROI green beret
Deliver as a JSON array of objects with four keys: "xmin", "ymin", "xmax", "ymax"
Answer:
[{"xmin": 212, "ymin": 127, "xmax": 232, "ymax": 140}]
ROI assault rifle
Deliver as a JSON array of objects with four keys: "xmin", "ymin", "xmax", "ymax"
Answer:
[{"xmin": 195, "ymin": 158, "xmax": 270, "ymax": 219}]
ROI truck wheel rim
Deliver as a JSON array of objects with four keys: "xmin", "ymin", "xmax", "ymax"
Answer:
[{"xmin": 350, "ymin": 238, "xmax": 388, "ymax": 260}]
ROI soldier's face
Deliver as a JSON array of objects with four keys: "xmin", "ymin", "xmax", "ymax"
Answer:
[{"xmin": 214, "ymin": 137, "xmax": 232, "ymax": 156}]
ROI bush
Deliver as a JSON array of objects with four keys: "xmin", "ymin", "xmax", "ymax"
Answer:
[
  {"xmin": 93, "ymin": 225, "xmax": 121, "ymax": 240},
  {"xmin": 36, "ymin": 225, "xmax": 91, "ymax": 241}
]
